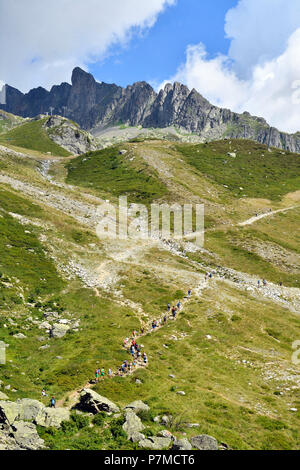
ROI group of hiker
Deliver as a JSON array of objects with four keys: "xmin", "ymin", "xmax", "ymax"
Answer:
[
  {"xmin": 255, "ymin": 208, "xmax": 273, "ymax": 217},
  {"xmin": 257, "ymin": 279, "xmax": 268, "ymax": 288},
  {"xmin": 92, "ymin": 288, "xmax": 193, "ymax": 382},
  {"xmin": 205, "ymin": 272, "xmax": 213, "ymax": 281}
]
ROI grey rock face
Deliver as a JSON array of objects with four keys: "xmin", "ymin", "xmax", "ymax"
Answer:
[
  {"xmin": 50, "ymin": 323, "xmax": 70, "ymax": 338},
  {"xmin": 0, "ymin": 398, "xmax": 69, "ymax": 429},
  {"xmin": 16, "ymin": 399, "xmax": 45, "ymax": 422},
  {"xmin": 0, "ymin": 400, "xmax": 19, "ymax": 425},
  {"xmin": 79, "ymin": 389, "xmax": 119, "ymax": 414},
  {"xmin": 43, "ymin": 115, "xmax": 99, "ymax": 155},
  {"xmin": 11, "ymin": 421, "xmax": 45, "ymax": 450},
  {"xmin": 139, "ymin": 436, "xmax": 172, "ymax": 450},
  {"xmin": 2, "ymin": 67, "xmax": 300, "ymax": 152},
  {"xmin": 35, "ymin": 407, "xmax": 70, "ymax": 428},
  {"xmin": 124, "ymin": 400, "xmax": 150, "ymax": 413},
  {"xmin": 130, "ymin": 431, "xmax": 145, "ymax": 443},
  {"xmin": 173, "ymin": 438, "xmax": 192, "ymax": 450},
  {"xmin": 122, "ymin": 410, "xmax": 145, "ymax": 441},
  {"xmin": 191, "ymin": 434, "xmax": 218, "ymax": 450}
]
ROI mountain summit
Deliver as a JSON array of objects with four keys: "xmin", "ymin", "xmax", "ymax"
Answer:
[{"xmin": 1, "ymin": 67, "xmax": 299, "ymax": 152}]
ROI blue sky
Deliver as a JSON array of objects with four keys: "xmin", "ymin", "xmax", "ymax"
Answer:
[{"xmin": 89, "ymin": 0, "xmax": 237, "ymax": 87}]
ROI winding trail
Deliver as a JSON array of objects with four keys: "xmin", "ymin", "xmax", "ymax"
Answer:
[
  {"xmin": 238, "ymin": 205, "xmax": 299, "ymax": 226},
  {"xmin": 57, "ymin": 277, "xmax": 208, "ymax": 409}
]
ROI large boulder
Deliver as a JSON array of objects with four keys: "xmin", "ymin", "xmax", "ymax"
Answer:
[
  {"xmin": 0, "ymin": 398, "xmax": 68, "ymax": 429},
  {"xmin": 16, "ymin": 399, "xmax": 45, "ymax": 422},
  {"xmin": 122, "ymin": 410, "xmax": 145, "ymax": 441},
  {"xmin": 173, "ymin": 438, "xmax": 192, "ymax": 450},
  {"xmin": 124, "ymin": 400, "xmax": 150, "ymax": 413},
  {"xmin": 50, "ymin": 323, "xmax": 70, "ymax": 338},
  {"xmin": 0, "ymin": 400, "xmax": 19, "ymax": 425},
  {"xmin": 139, "ymin": 436, "xmax": 172, "ymax": 450},
  {"xmin": 11, "ymin": 421, "xmax": 45, "ymax": 450},
  {"xmin": 130, "ymin": 431, "xmax": 146, "ymax": 443},
  {"xmin": 79, "ymin": 389, "xmax": 119, "ymax": 414},
  {"xmin": 0, "ymin": 428, "xmax": 23, "ymax": 450},
  {"xmin": 35, "ymin": 407, "xmax": 70, "ymax": 428},
  {"xmin": 191, "ymin": 434, "xmax": 218, "ymax": 450}
]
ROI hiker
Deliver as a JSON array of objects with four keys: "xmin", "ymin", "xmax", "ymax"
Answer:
[
  {"xmin": 100, "ymin": 368, "xmax": 105, "ymax": 380},
  {"xmin": 41, "ymin": 389, "xmax": 48, "ymax": 397},
  {"xmin": 258, "ymin": 280, "xmax": 261, "ymax": 288},
  {"xmin": 163, "ymin": 315, "xmax": 167, "ymax": 324},
  {"xmin": 50, "ymin": 397, "xmax": 56, "ymax": 408},
  {"xmin": 95, "ymin": 369, "xmax": 100, "ymax": 382},
  {"xmin": 141, "ymin": 327, "xmax": 145, "ymax": 335},
  {"xmin": 108, "ymin": 368, "xmax": 113, "ymax": 378},
  {"xmin": 263, "ymin": 279, "xmax": 267, "ymax": 287},
  {"xmin": 177, "ymin": 301, "xmax": 181, "ymax": 310},
  {"xmin": 209, "ymin": 273, "xmax": 213, "ymax": 279},
  {"xmin": 152, "ymin": 321, "xmax": 156, "ymax": 330},
  {"xmin": 188, "ymin": 289, "xmax": 191, "ymax": 298},
  {"xmin": 143, "ymin": 354, "xmax": 148, "ymax": 365},
  {"xmin": 167, "ymin": 303, "xmax": 171, "ymax": 312}
]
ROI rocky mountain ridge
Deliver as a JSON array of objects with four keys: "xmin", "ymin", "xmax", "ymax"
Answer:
[{"xmin": 1, "ymin": 67, "xmax": 300, "ymax": 152}]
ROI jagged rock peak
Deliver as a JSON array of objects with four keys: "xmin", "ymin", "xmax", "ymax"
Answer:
[{"xmin": 71, "ymin": 67, "xmax": 95, "ymax": 85}]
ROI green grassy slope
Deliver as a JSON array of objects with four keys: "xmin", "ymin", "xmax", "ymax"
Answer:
[
  {"xmin": 0, "ymin": 111, "xmax": 24, "ymax": 134},
  {"xmin": 66, "ymin": 146, "xmax": 167, "ymax": 204},
  {"xmin": 0, "ymin": 118, "xmax": 71, "ymax": 156},
  {"xmin": 0, "ymin": 138, "xmax": 299, "ymax": 450},
  {"xmin": 176, "ymin": 139, "xmax": 300, "ymax": 201}
]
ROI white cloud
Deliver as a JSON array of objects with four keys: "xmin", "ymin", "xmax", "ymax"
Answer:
[
  {"xmin": 0, "ymin": 0, "xmax": 175, "ymax": 92},
  {"xmin": 226, "ymin": 0, "xmax": 300, "ymax": 77},
  {"xmin": 162, "ymin": 0, "xmax": 300, "ymax": 133}
]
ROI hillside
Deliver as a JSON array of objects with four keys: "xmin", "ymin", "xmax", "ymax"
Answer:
[
  {"xmin": 0, "ymin": 115, "xmax": 100, "ymax": 157},
  {"xmin": 0, "ymin": 110, "xmax": 24, "ymax": 134},
  {"xmin": 0, "ymin": 138, "xmax": 299, "ymax": 450},
  {"xmin": 1, "ymin": 67, "xmax": 300, "ymax": 152}
]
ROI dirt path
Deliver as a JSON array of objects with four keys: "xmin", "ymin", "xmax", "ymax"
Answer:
[
  {"xmin": 238, "ymin": 205, "xmax": 299, "ymax": 226},
  {"xmin": 56, "ymin": 276, "xmax": 208, "ymax": 409}
]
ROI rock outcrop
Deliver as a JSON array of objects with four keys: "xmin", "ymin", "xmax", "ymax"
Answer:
[
  {"xmin": 0, "ymin": 398, "xmax": 70, "ymax": 450},
  {"xmin": 79, "ymin": 389, "xmax": 119, "ymax": 414},
  {"xmin": 122, "ymin": 409, "xmax": 145, "ymax": 441},
  {"xmin": 190, "ymin": 434, "xmax": 218, "ymax": 450},
  {"xmin": 0, "ymin": 423, "xmax": 45, "ymax": 450},
  {"xmin": 43, "ymin": 115, "xmax": 99, "ymax": 155},
  {"xmin": 124, "ymin": 400, "xmax": 150, "ymax": 413},
  {"xmin": 50, "ymin": 322, "xmax": 70, "ymax": 338},
  {"xmin": 139, "ymin": 436, "xmax": 172, "ymax": 450},
  {"xmin": 0, "ymin": 398, "xmax": 69, "ymax": 428},
  {"xmin": 1, "ymin": 67, "xmax": 300, "ymax": 152},
  {"xmin": 172, "ymin": 438, "xmax": 192, "ymax": 450},
  {"xmin": 10, "ymin": 421, "xmax": 45, "ymax": 450}
]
